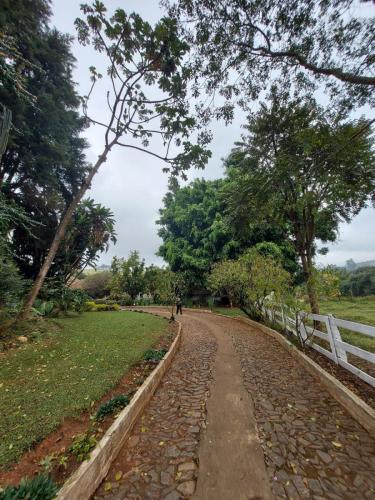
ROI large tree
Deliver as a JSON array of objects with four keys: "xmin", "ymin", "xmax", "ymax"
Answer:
[
  {"xmin": 19, "ymin": 1, "xmax": 210, "ymax": 318},
  {"xmin": 157, "ymin": 177, "xmax": 298, "ymax": 289},
  {"xmin": 110, "ymin": 251, "xmax": 146, "ymax": 301},
  {"xmin": 223, "ymin": 93, "xmax": 375, "ymax": 313},
  {"xmin": 164, "ymin": 0, "xmax": 375, "ymax": 115},
  {"xmin": 157, "ymin": 179, "xmax": 240, "ymax": 288},
  {"xmin": 0, "ymin": 0, "xmax": 94, "ymax": 293}
]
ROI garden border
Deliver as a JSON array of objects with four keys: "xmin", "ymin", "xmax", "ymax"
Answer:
[
  {"xmin": 57, "ymin": 319, "xmax": 182, "ymax": 500},
  {"xmin": 235, "ymin": 316, "xmax": 375, "ymax": 437}
]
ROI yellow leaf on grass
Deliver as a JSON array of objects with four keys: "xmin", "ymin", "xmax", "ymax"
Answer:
[
  {"xmin": 141, "ymin": 426, "xmax": 148, "ymax": 433},
  {"xmin": 159, "ymin": 441, "xmax": 165, "ymax": 446},
  {"xmin": 115, "ymin": 471, "xmax": 122, "ymax": 481},
  {"xmin": 104, "ymin": 482, "xmax": 112, "ymax": 492}
]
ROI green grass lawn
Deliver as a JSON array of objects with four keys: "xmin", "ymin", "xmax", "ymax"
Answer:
[
  {"xmin": 212, "ymin": 307, "xmax": 247, "ymax": 317},
  {"xmin": 319, "ymin": 297, "xmax": 375, "ymax": 352},
  {"xmin": 319, "ymin": 297, "xmax": 375, "ymax": 326},
  {"xmin": 0, "ymin": 311, "xmax": 168, "ymax": 469}
]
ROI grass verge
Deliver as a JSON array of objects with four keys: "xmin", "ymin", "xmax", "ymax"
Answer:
[
  {"xmin": 212, "ymin": 307, "xmax": 247, "ymax": 317},
  {"xmin": 0, "ymin": 311, "xmax": 168, "ymax": 469}
]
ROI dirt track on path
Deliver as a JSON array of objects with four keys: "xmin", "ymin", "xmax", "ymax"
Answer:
[{"xmin": 94, "ymin": 310, "xmax": 375, "ymax": 499}]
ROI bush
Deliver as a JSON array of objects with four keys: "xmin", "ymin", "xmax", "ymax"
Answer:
[
  {"xmin": 81, "ymin": 271, "xmax": 111, "ymax": 298},
  {"xmin": 84, "ymin": 301, "xmax": 120, "ymax": 312},
  {"xmin": 95, "ymin": 394, "xmax": 130, "ymax": 421},
  {"xmin": 0, "ymin": 243, "xmax": 26, "ymax": 310},
  {"xmin": 69, "ymin": 433, "xmax": 97, "ymax": 462},
  {"xmin": 109, "ymin": 292, "xmax": 133, "ymax": 306},
  {"xmin": 0, "ymin": 474, "xmax": 57, "ymax": 499},
  {"xmin": 143, "ymin": 348, "xmax": 167, "ymax": 362}
]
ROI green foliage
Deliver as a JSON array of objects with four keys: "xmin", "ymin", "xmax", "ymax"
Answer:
[
  {"xmin": 209, "ymin": 250, "xmax": 291, "ymax": 318},
  {"xmin": 41, "ymin": 283, "xmax": 89, "ymax": 314},
  {"xmin": 0, "ymin": 474, "xmax": 57, "ymax": 500},
  {"xmin": 85, "ymin": 302, "xmax": 120, "ymax": 312},
  {"xmin": 109, "ymin": 292, "xmax": 133, "ymax": 306},
  {"xmin": 110, "ymin": 251, "xmax": 146, "ymax": 301},
  {"xmin": 0, "ymin": 0, "xmax": 91, "ymax": 281},
  {"xmin": 95, "ymin": 395, "xmax": 130, "ymax": 421},
  {"xmin": 166, "ymin": 0, "xmax": 375, "ymax": 111},
  {"xmin": 69, "ymin": 432, "xmax": 97, "ymax": 462},
  {"xmin": 81, "ymin": 271, "xmax": 111, "ymax": 299},
  {"xmin": 157, "ymin": 179, "xmax": 241, "ymax": 288},
  {"xmin": 312, "ymin": 268, "xmax": 341, "ymax": 300},
  {"xmin": 51, "ymin": 200, "xmax": 117, "ymax": 283},
  {"xmin": 157, "ymin": 178, "xmax": 299, "ymax": 290},
  {"xmin": 223, "ymin": 91, "xmax": 375, "ymax": 312},
  {"xmin": 339, "ymin": 267, "xmax": 375, "ymax": 297},
  {"xmin": 240, "ymin": 250, "xmax": 291, "ymax": 316},
  {"xmin": 208, "ymin": 260, "xmax": 247, "ymax": 307},
  {"xmin": 32, "ymin": 299, "xmax": 55, "ymax": 317},
  {"xmin": 143, "ymin": 348, "xmax": 167, "ymax": 362},
  {"xmin": 0, "ymin": 243, "xmax": 26, "ymax": 309},
  {"xmin": 74, "ymin": 2, "xmax": 211, "ymax": 178},
  {"xmin": 153, "ymin": 268, "xmax": 187, "ymax": 312}
]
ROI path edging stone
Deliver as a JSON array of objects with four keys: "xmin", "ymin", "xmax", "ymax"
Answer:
[
  {"xmin": 57, "ymin": 321, "xmax": 182, "ymax": 500},
  {"xmin": 235, "ymin": 316, "xmax": 375, "ymax": 436}
]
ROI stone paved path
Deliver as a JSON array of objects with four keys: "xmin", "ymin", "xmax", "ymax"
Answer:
[
  {"xmin": 94, "ymin": 312, "xmax": 217, "ymax": 499},
  {"xmin": 94, "ymin": 310, "xmax": 375, "ymax": 499}
]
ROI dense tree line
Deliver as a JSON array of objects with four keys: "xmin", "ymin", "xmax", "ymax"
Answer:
[{"xmin": 0, "ymin": 0, "xmax": 115, "ymax": 311}]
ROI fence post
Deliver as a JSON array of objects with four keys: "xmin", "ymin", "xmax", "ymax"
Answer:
[
  {"xmin": 281, "ymin": 305, "xmax": 286, "ymax": 331},
  {"xmin": 328, "ymin": 314, "xmax": 347, "ymax": 364},
  {"xmin": 297, "ymin": 312, "xmax": 308, "ymax": 342}
]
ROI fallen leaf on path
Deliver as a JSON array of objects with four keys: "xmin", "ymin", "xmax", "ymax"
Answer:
[{"xmin": 331, "ymin": 441, "xmax": 342, "ymax": 448}]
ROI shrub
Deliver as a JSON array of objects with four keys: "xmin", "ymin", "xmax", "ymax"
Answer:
[
  {"xmin": 109, "ymin": 292, "xmax": 133, "ymax": 306},
  {"xmin": 0, "ymin": 474, "xmax": 57, "ymax": 499},
  {"xmin": 95, "ymin": 394, "xmax": 130, "ymax": 421},
  {"xmin": 81, "ymin": 271, "xmax": 111, "ymax": 298},
  {"xmin": 69, "ymin": 433, "xmax": 97, "ymax": 462},
  {"xmin": 32, "ymin": 299, "xmax": 55, "ymax": 317},
  {"xmin": 143, "ymin": 348, "xmax": 167, "ymax": 362},
  {"xmin": 85, "ymin": 302, "xmax": 120, "ymax": 312}
]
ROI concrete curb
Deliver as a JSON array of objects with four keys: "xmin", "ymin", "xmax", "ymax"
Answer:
[
  {"xmin": 57, "ymin": 321, "xmax": 182, "ymax": 500},
  {"xmin": 235, "ymin": 316, "xmax": 375, "ymax": 437}
]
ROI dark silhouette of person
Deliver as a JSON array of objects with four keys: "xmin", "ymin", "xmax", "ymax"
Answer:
[{"xmin": 176, "ymin": 296, "xmax": 183, "ymax": 315}]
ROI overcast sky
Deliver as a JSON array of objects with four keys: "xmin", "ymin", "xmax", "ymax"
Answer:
[{"xmin": 51, "ymin": 0, "xmax": 375, "ymax": 269}]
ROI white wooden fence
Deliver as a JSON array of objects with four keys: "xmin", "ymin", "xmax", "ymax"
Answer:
[{"xmin": 263, "ymin": 307, "xmax": 375, "ymax": 388}]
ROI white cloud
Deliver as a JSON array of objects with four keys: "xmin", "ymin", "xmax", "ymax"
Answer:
[{"xmin": 52, "ymin": 0, "xmax": 375, "ymax": 267}]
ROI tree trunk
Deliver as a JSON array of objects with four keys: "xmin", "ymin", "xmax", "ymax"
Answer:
[
  {"xmin": 301, "ymin": 253, "xmax": 320, "ymax": 315},
  {"xmin": 18, "ymin": 149, "xmax": 110, "ymax": 320}
]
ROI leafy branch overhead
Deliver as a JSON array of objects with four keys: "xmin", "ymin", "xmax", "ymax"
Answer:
[
  {"xmin": 74, "ymin": 1, "xmax": 211, "ymax": 178},
  {"xmin": 165, "ymin": 0, "xmax": 375, "ymax": 115}
]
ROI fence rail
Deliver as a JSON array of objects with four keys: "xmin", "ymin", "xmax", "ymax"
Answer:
[{"xmin": 263, "ymin": 306, "xmax": 375, "ymax": 388}]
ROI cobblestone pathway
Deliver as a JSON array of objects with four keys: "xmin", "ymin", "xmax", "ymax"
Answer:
[
  {"xmin": 94, "ymin": 312, "xmax": 216, "ymax": 500},
  {"xmin": 94, "ymin": 311, "xmax": 375, "ymax": 499},
  {"xmin": 228, "ymin": 319, "xmax": 375, "ymax": 499}
]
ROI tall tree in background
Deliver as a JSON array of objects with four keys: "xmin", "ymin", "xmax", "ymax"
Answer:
[
  {"xmin": 110, "ymin": 251, "xmax": 146, "ymax": 301},
  {"xmin": 157, "ymin": 178, "xmax": 298, "ymax": 289},
  {"xmin": 18, "ymin": 1, "xmax": 210, "ymax": 318},
  {"xmin": 164, "ymin": 0, "xmax": 375, "ymax": 118},
  {"xmin": 223, "ymin": 93, "xmax": 375, "ymax": 313}
]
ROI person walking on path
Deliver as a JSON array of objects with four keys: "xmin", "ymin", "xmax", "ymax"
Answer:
[{"xmin": 176, "ymin": 296, "xmax": 183, "ymax": 315}]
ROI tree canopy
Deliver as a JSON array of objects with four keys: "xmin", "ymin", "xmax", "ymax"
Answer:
[
  {"xmin": 223, "ymin": 92, "xmax": 375, "ymax": 312},
  {"xmin": 157, "ymin": 177, "xmax": 299, "ymax": 289},
  {"xmin": 165, "ymin": 0, "xmax": 375, "ymax": 115}
]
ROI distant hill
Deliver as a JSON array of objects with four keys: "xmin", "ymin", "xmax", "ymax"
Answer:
[{"xmin": 346, "ymin": 259, "xmax": 375, "ymax": 270}]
